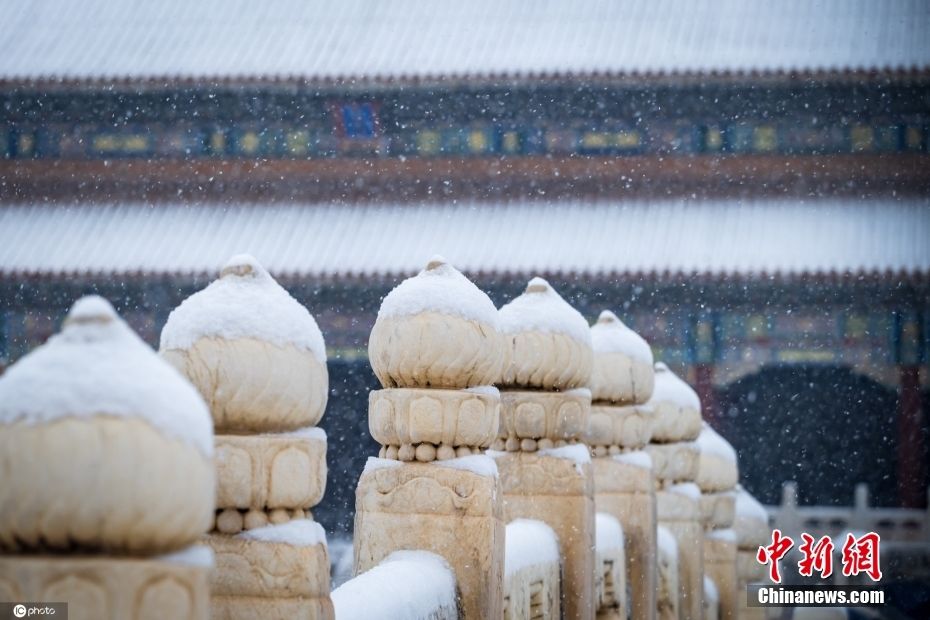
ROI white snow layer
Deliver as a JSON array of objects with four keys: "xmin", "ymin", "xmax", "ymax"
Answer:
[
  {"xmin": 650, "ymin": 362, "xmax": 701, "ymax": 411},
  {"xmin": 590, "ymin": 310, "xmax": 654, "ymax": 363},
  {"xmin": 613, "ymin": 450, "xmax": 653, "ymax": 470},
  {"xmin": 158, "ymin": 544, "xmax": 215, "ymax": 568},
  {"xmin": 695, "ymin": 423, "xmax": 737, "ymax": 463},
  {"xmin": 596, "ymin": 513, "xmax": 624, "ymax": 554},
  {"xmin": 435, "ymin": 454, "xmax": 499, "ymax": 478},
  {"xmin": 465, "ymin": 385, "xmax": 501, "ymax": 398},
  {"xmin": 706, "ymin": 528, "xmax": 737, "ymax": 543},
  {"xmin": 362, "ymin": 457, "xmax": 404, "ymax": 474},
  {"xmin": 668, "ymin": 482, "xmax": 702, "ymax": 501},
  {"xmin": 539, "ymin": 444, "xmax": 592, "ymax": 467},
  {"xmin": 261, "ymin": 425, "xmax": 327, "ymax": 442},
  {"xmin": 332, "ymin": 550, "xmax": 457, "ymax": 620},
  {"xmin": 0, "ymin": 296, "xmax": 213, "ymax": 456},
  {"xmin": 505, "ymin": 519, "xmax": 561, "ymax": 577},
  {"xmin": 657, "ymin": 526, "xmax": 678, "ymax": 559},
  {"xmin": 376, "ymin": 256, "xmax": 498, "ymax": 326},
  {"xmin": 735, "ymin": 486, "xmax": 769, "ymax": 523},
  {"xmin": 160, "ymin": 254, "xmax": 326, "ymax": 361},
  {"xmin": 704, "ymin": 575, "xmax": 719, "ymax": 603},
  {"xmin": 498, "ymin": 277, "xmax": 592, "ymax": 346},
  {"xmin": 564, "ymin": 387, "xmax": 592, "ymax": 400},
  {"xmin": 237, "ymin": 519, "xmax": 327, "ymax": 548}
]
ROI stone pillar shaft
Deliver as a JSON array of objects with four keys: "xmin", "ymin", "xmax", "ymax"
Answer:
[{"xmin": 593, "ymin": 458, "xmax": 657, "ymax": 620}]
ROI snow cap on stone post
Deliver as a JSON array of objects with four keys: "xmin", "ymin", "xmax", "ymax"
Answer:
[
  {"xmin": 497, "ymin": 277, "xmax": 593, "ymax": 390},
  {"xmin": 159, "ymin": 253, "xmax": 329, "ymax": 433},
  {"xmin": 0, "ymin": 295, "xmax": 215, "ymax": 554}
]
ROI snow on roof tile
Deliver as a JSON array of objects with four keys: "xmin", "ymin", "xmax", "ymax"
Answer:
[
  {"xmin": 0, "ymin": 0, "xmax": 928, "ymax": 82},
  {"xmin": 0, "ymin": 199, "xmax": 927, "ymax": 279}
]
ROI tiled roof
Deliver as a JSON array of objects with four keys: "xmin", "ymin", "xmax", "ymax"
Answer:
[
  {"xmin": 1, "ymin": 199, "xmax": 927, "ymax": 279},
  {"xmin": 1, "ymin": 0, "xmax": 928, "ymax": 82}
]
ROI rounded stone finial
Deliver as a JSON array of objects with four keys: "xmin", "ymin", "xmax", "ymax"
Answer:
[
  {"xmin": 733, "ymin": 486, "xmax": 770, "ymax": 549},
  {"xmin": 219, "ymin": 253, "xmax": 260, "ymax": 278},
  {"xmin": 648, "ymin": 362, "xmax": 702, "ymax": 442},
  {"xmin": 497, "ymin": 278, "xmax": 593, "ymax": 390},
  {"xmin": 589, "ymin": 309, "xmax": 654, "ymax": 404},
  {"xmin": 368, "ymin": 257, "xmax": 502, "ymax": 389},
  {"xmin": 694, "ymin": 423, "xmax": 738, "ymax": 492},
  {"xmin": 160, "ymin": 254, "xmax": 328, "ymax": 433},
  {"xmin": 0, "ymin": 296, "xmax": 214, "ymax": 554},
  {"xmin": 425, "ymin": 254, "xmax": 448, "ymax": 271},
  {"xmin": 63, "ymin": 295, "xmax": 117, "ymax": 327},
  {"xmin": 524, "ymin": 277, "xmax": 550, "ymax": 294}
]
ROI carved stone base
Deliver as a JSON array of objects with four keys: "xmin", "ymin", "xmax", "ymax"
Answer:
[
  {"xmin": 354, "ymin": 460, "xmax": 504, "ymax": 619},
  {"xmin": 498, "ymin": 389, "xmax": 591, "ymax": 445},
  {"xmin": 205, "ymin": 531, "xmax": 330, "ymax": 600},
  {"xmin": 645, "ymin": 441, "xmax": 698, "ymax": 483},
  {"xmin": 657, "ymin": 490, "xmax": 704, "ymax": 620},
  {"xmin": 588, "ymin": 404, "xmax": 653, "ymax": 450},
  {"xmin": 704, "ymin": 534, "xmax": 738, "ymax": 620},
  {"xmin": 700, "ymin": 491, "xmax": 736, "ymax": 530},
  {"xmin": 0, "ymin": 552, "xmax": 210, "ymax": 620},
  {"xmin": 593, "ymin": 457, "xmax": 656, "ymax": 620},
  {"xmin": 215, "ymin": 431, "xmax": 326, "ymax": 510},
  {"xmin": 369, "ymin": 387, "xmax": 499, "ymax": 450},
  {"xmin": 496, "ymin": 451, "xmax": 596, "ymax": 620}
]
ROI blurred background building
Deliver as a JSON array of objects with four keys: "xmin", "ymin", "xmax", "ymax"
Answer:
[{"xmin": 1, "ymin": 0, "xmax": 929, "ymax": 532}]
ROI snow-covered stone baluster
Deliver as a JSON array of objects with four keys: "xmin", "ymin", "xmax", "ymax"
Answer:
[
  {"xmin": 332, "ymin": 551, "xmax": 458, "ymax": 620},
  {"xmin": 657, "ymin": 526, "xmax": 681, "ymax": 620},
  {"xmin": 696, "ymin": 424, "xmax": 740, "ymax": 620},
  {"xmin": 504, "ymin": 519, "xmax": 562, "ymax": 618},
  {"xmin": 493, "ymin": 277, "xmax": 596, "ymax": 620},
  {"xmin": 355, "ymin": 257, "xmax": 505, "ymax": 619},
  {"xmin": 160, "ymin": 254, "xmax": 332, "ymax": 619},
  {"xmin": 646, "ymin": 362, "xmax": 705, "ymax": 620},
  {"xmin": 585, "ymin": 310, "xmax": 658, "ymax": 620},
  {"xmin": 733, "ymin": 487, "xmax": 770, "ymax": 620},
  {"xmin": 594, "ymin": 513, "xmax": 627, "ymax": 620},
  {"xmin": 0, "ymin": 296, "xmax": 214, "ymax": 619}
]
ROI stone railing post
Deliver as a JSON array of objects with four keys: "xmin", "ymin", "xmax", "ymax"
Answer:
[
  {"xmin": 585, "ymin": 310, "xmax": 658, "ymax": 620},
  {"xmin": 733, "ymin": 487, "xmax": 769, "ymax": 620},
  {"xmin": 0, "ymin": 297, "xmax": 215, "ymax": 619},
  {"xmin": 493, "ymin": 277, "xmax": 597, "ymax": 619},
  {"xmin": 647, "ymin": 362, "xmax": 705, "ymax": 620},
  {"xmin": 160, "ymin": 255, "xmax": 333, "ymax": 618},
  {"xmin": 353, "ymin": 257, "xmax": 505, "ymax": 619},
  {"xmin": 695, "ymin": 424, "xmax": 740, "ymax": 620}
]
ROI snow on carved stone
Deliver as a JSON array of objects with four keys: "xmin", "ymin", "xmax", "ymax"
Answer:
[
  {"xmin": 695, "ymin": 423, "xmax": 739, "ymax": 492},
  {"xmin": 595, "ymin": 513, "xmax": 624, "ymax": 553},
  {"xmin": 613, "ymin": 450, "xmax": 653, "ymax": 470},
  {"xmin": 434, "ymin": 454, "xmax": 499, "ymax": 478},
  {"xmin": 159, "ymin": 254, "xmax": 329, "ymax": 433},
  {"xmin": 648, "ymin": 362, "xmax": 702, "ymax": 442},
  {"xmin": 0, "ymin": 296, "xmax": 215, "ymax": 554},
  {"xmin": 377, "ymin": 255, "xmax": 498, "ymax": 325},
  {"xmin": 505, "ymin": 519, "xmax": 560, "ymax": 577},
  {"xmin": 589, "ymin": 310, "xmax": 655, "ymax": 404},
  {"xmin": 0, "ymin": 295, "xmax": 212, "ymax": 455},
  {"xmin": 160, "ymin": 254, "xmax": 326, "ymax": 360},
  {"xmin": 237, "ymin": 519, "xmax": 327, "ymax": 548},
  {"xmin": 498, "ymin": 278, "xmax": 593, "ymax": 390},
  {"xmin": 332, "ymin": 550, "xmax": 457, "ymax": 620},
  {"xmin": 369, "ymin": 257, "xmax": 503, "ymax": 389}
]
